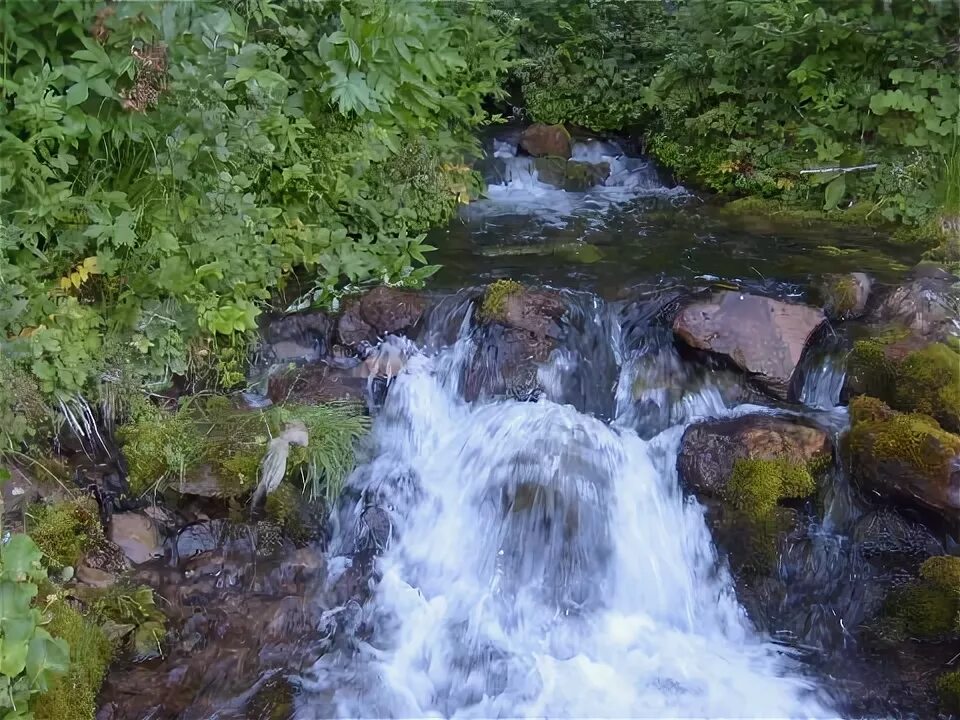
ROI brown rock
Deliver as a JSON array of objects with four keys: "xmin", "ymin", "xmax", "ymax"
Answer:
[
  {"xmin": 109, "ymin": 512, "xmax": 163, "ymax": 565},
  {"xmin": 871, "ymin": 277, "xmax": 956, "ymax": 340},
  {"xmin": 267, "ymin": 364, "xmax": 367, "ymax": 405},
  {"xmin": 359, "ymin": 286, "xmax": 428, "ymax": 336},
  {"xmin": 519, "ymin": 123, "xmax": 572, "ymax": 159},
  {"xmin": 465, "ymin": 286, "xmax": 566, "ymax": 401},
  {"xmin": 263, "ymin": 310, "xmax": 332, "ymax": 363},
  {"xmin": 336, "ymin": 298, "xmax": 373, "ymax": 346},
  {"xmin": 337, "ymin": 287, "xmax": 429, "ymax": 345},
  {"xmin": 76, "ymin": 562, "xmax": 117, "ymax": 588},
  {"xmin": 677, "ymin": 414, "xmax": 832, "ymax": 498},
  {"xmin": 848, "ymin": 397, "xmax": 960, "ymax": 520},
  {"xmin": 673, "ymin": 292, "xmax": 826, "ymax": 399}
]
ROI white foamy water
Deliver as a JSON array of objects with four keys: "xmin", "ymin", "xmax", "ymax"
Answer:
[
  {"xmin": 466, "ymin": 140, "xmax": 686, "ymax": 226},
  {"xmin": 299, "ymin": 328, "xmax": 832, "ymax": 718}
]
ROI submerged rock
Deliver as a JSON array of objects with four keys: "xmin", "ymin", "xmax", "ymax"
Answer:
[
  {"xmin": 519, "ymin": 122, "xmax": 571, "ymax": 159},
  {"xmin": 817, "ymin": 272, "xmax": 871, "ymax": 321},
  {"xmin": 533, "ymin": 157, "xmax": 609, "ymax": 191},
  {"xmin": 673, "ymin": 292, "xmax": 826, "ymax": 400},
  {"xmin": 848, "ymin": 396, "xmax": 960, "ymax": 521}
]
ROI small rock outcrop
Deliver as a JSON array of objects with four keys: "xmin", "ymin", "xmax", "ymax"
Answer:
[
  {"xmin": 337, "ymin": 286, "xmax": 428, "ymax": 346},
  {"xmin": 673, "ymin": 292, "xmax": 826, "ymax": 400},
  {"xmin": 847, "ymin": 333, "xmax": 960, "ymax": 433},
  {"xmin": 464, "ymin": 280, "xmax": 566, "ymax": 401},
  {"xmin": 817, "ymin": 272, "xmax": 871, "ymax": 320},
  {"xmin": 678, "ymin": 414, "xmax": 832, "ymax": 498},
  {"xmin": 109, "ymin": 512, "xmax": 163, "ymax": 565},
  {"xmin": 519, "ymin": 123, "xmax": 572, "ymax": 159},
  {"xmin": 263, "ymin": 310, "xmax": 332, "ymax": 363},
  {"xmin": 870, "ymin": 275, "xmax": 957, "ymax": 340},
  {"xmin": 848, "ymin": 396, "xmax": 960, "ymax": 520}
]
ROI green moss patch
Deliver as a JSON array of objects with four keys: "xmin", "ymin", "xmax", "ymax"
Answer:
[
  {"xmin": 27, "ymin": 497, "xmax": 104, "ymax": 571},
  {"xmin": 849, "ymin": 397, "xmax": 960, "ymax": 483},
  {"xmin": 725, "ymin": 458, "xmax": 817, "ymax": 523},
  {"xmin": 480, "ymin": 280, "xmax": 523, "ymax": 323},
  {"xmin": 849, "ymin": 337, "xmax": 960, "ymax": 433},
  {"xmin": 937, "ymin": 670, "xmax": 960, "ymax": 714},
  {"xmin": 881, "ymin": 555, "xmax": 960, "ymax": 641},
  {"xmin": 32, "ymin": 598, "xmax": 112, "ymax": 720}
]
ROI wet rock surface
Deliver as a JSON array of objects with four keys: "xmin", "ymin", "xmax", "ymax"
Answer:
[
  {"xmin": 817, "ymin": 272, "xmax": 872, "ymax": 321},
  {"xmin": 848, "ymin": 397, "xmax": 960, "ymax": 521},
  {"xmin": 263, "ymin": 310, "xmax": 332, "ymax": 364},
  {"xmin": 518, "ymin": 122, "xmax": 572, "ymax": 159},
  {"xmin": 533, "ymin": 157, "xmax": 610, "ymax": 190},
  {"xmin": 673, "ymin": 292, "xmax": 827, "ymax": 399},
  {"xmin": 336, "ymin": 287, "xmax": 429, "ymax": 346},
  {"xmin": 678, "ymin": 414, "xmax": 832, "ymax": 498},
  {"xmin": 109, "ymin": 512, "xmax": 164, "ymax": 565},
  {"xmin": 869, "ymin": 274, "xmax": 958, "ymax": 340}
]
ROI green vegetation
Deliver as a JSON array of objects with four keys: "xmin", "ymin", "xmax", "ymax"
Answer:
[
  {"xmin": 937, "ymin": 670, "xmax": 960, "ymax": 715},
  {"xmin": 0, "ymin": 0, "xmax": 514, "ymax": 443},
  {"xmin": 26, "ymin": 496, "xmax": 105, "ymax": 570},
  {"xmin": 506, "ymin": 0, "xmax": 959, "ymax": 231},
  {"xmin": 479, "ymin": 279, "xmax": 523, "ymax": 323},
  {"xmin": 849, "ymin": 338, "xmax": 960, "ymax": 433},
  {"xmin": 0, "ymin": 534, "xmax": 70, "ymax": 719},
  {"xmin": 83, "ymin": 584, "xmax": 166, "ymax": 662},
  {"xmin": 724, "ymin": 457, "xmax": 817, "ymax": 524},
  {"xmin": 849, "ymin": 396, "xmax": 960, "ymax": 483},
  {"xmin": 882, "ymin": 555, "xmax": 960, "ymax": 641},
  {"xmin": 32, "ymin": 597, "xmax": 111, "ymax": 720},
  {"xmin": 119, "ymin": 397, "xmax": 368, "ymax": 502}
]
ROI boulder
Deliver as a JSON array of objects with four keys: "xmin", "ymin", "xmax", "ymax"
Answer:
[
  {"xmin": 817, "ymin": 272, "xmax": 871, "ymax": 321},
  {"xmin": 109, "ymin": 512, "xmax": 163, "ymax": 565},
  {"xmin": 519, "ymin": 123, "xmax": 572, "ymax": 159},
  {"xmin": 337, "ymin": 287, "xmax": 429, "ymax": 346},
  {"xmin": 267, "ymin": 364, "xmax": 367, "ymax": 406},
  {"xmin": 678, "ymin": 414, "xmax": 832, "ymax": 498},
  {"xmin": 847, "ymin": 333, "xmax": 960, "ymax": 433},
  {"xmin": 533, "ymin": 157, "xmax": 609, "ymax": 191},
  {"xmin": 465, "ymin": 281, "xmax": 566, "ymax": 401},
  {"xmin": 673, "ymin": 292, "xmax": 826, "ymax": 400},
  {"xmin": 870, "ymin": 276, "xmax": 957, "ymax": 340},
  {"xmin": 848, "ymin": 396, "xmax": 960, "ymax": 520},
  {"xmin": 262, "ymin": 310, "xmax": 331, "ymax": 363}
]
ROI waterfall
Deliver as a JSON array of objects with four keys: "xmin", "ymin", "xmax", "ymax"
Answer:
[{"xmin": 297, "ymin": 298, "xmax": 831, "ymax": 719}]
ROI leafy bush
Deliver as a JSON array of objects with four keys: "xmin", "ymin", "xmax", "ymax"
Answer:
[
  {"xmin": 501, "ymin": 0, "xmax": 671, "ymax": 131},
  {"xmin": 644, "ymin": 0, "xmax": 960, "ymax": 224},
  {"xmin": 0, "ymin": 1, "xmax": 513, "ymax": 417},
  {"xmin": 0, "ymin": 534, "xmax": 70, "ymax": 718}
]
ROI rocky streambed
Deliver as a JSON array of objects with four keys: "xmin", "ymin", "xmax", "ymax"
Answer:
[{"xmin": 5, "ymin": 126, "xmax": 960, "ymax": 719}]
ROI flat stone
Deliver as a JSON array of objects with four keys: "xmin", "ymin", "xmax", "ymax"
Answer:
[
  {"xmin": 673, "ymin": 292, "xmax": 826, "ymax": 400},
  {"xmin": 109, "ymin": 512, "xmax": 163, "ymax": 565}
]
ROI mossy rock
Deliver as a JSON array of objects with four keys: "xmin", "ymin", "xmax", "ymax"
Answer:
[
  {"xmin": 28, "ymin": 496, "xmax": 105, "ymax": 571},
  {"xmin": 479, "ymin": 279, "xmax": 523, "ymax": 323},
  {"xmin": 920, "ymin": 555, "xmax": 960, "ymax": 591},
  {"xmin": 883, "ymin": 581, "xmax": 957, "ymax": 638},
  {"xmin": 937, "ymin": 670, "xmax": 960, "ymax": 715},
  {"xmin": 848, "ymin": 397, "xmax": 960, "ymax": 517},
  {"xmin": 725, "ymin": 458, "xmax": 817, "ymax": 524},
  {"xmin": 848, "ymin": 335, "xmax": 960, "ymax": 433},
  {"xmin": 32, "ymin": 598, "xmax": 112, "ymax": 720},
  {"xmin": 817, "ymin": 272, "xmax": 870, "ymax": 320}
]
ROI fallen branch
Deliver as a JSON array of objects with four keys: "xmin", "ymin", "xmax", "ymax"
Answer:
[{"xmin": 799, "ymin": 163, "xmax": 879, "ymax": 175}]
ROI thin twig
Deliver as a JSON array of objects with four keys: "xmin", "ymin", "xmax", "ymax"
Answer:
[{"xmin": 799, "ymin": 164, "xmax": 879, "ymax": 175}]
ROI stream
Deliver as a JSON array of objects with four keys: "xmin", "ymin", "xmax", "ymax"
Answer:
[{"xmin": 100, "ymin": 134, "xmax": 956, "ymax": 719}]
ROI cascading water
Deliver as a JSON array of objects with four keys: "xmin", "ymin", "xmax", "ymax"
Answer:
[
  {"xmin": 468, "ymin": 137, "xmax": 685, "ymax": 225},
  {"xmin": 298, "ymin": 297, "xmax": 832, "ymax": 719}
]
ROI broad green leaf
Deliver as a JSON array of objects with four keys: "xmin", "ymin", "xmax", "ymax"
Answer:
[
  {"xmin": 65, "ymin": 81, "xmax": 88, "ymax": 107},
  {"xmin": 823, "ymin": 174, "xmax": 846, "ymax": 210}
]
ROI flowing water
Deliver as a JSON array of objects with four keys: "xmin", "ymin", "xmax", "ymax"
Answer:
[
  {"xmin": 100, "ymin": 133, "xmax": 945, "ymax": 719},
  {"xmin": 299, "ymin": 303, "xmax": 833, "ymax": 717},
  {"xmin": 289, "ymin": 140, "xmax": 918, "ymax": 718}
]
